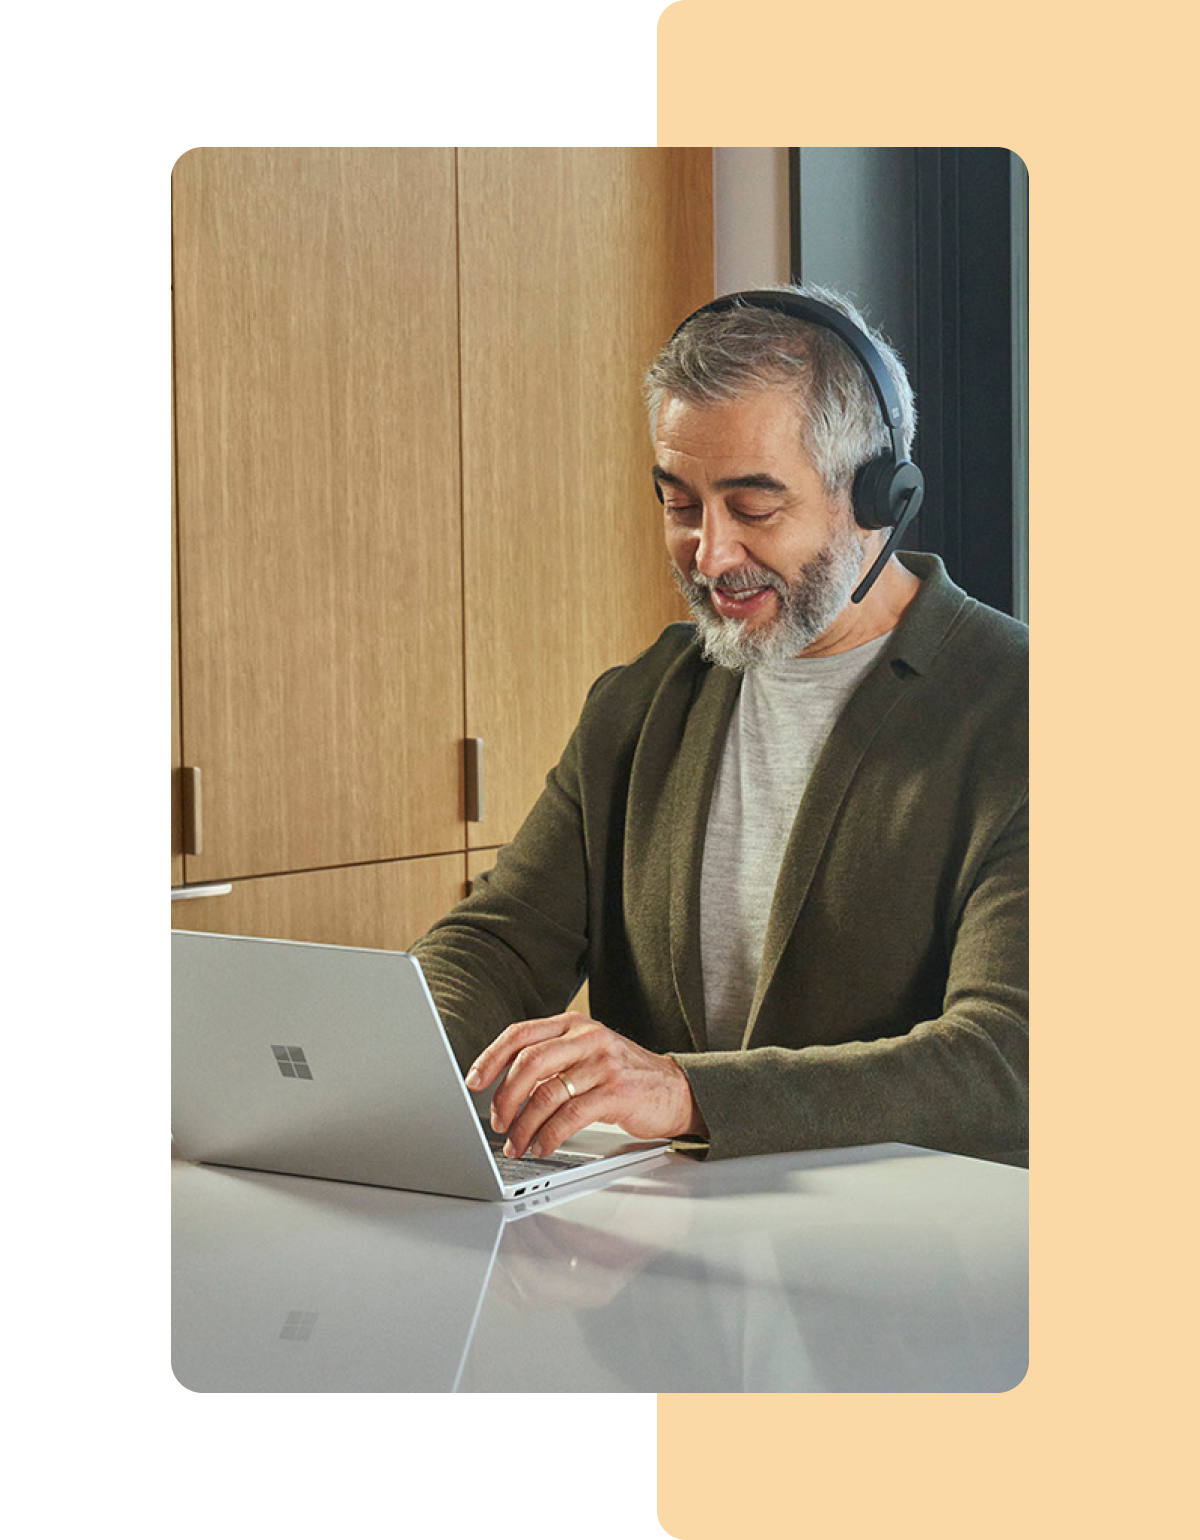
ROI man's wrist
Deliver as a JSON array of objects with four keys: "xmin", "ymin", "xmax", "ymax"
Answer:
[{"xmin": 669, "ymin": 1058, "xmax": 709, "ymax": 1138}]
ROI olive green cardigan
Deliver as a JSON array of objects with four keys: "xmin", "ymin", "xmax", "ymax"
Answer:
[{"xmin": 413, "ymin": 554, "xmax": 1028, "ymax": 1164}]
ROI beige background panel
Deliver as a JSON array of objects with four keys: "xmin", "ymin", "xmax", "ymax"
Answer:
[
  {"xmin": 457, "ymin": 147, "xmax": 706, "ymax": 847},
  {"xmin": 2, "ymin": 151, "xmax": 174, "ymax": 662},
  {"xmin": 173, "ymin": 148, "xmax": 464, "ymax": 882},
  {"xmin": 170, "ymin": 852, "xmax": 466, "ymax": 951}
]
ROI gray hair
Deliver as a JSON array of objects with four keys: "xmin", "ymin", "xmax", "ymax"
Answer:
[{"xmin": 643, "ymin": 283, "xmax": 917, "ymax": 497}]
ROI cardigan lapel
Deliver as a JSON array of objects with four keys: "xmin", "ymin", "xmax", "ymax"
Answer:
[{"xmin": 668, "ymin": 661, "xmax": 741, "ymax": 1052}]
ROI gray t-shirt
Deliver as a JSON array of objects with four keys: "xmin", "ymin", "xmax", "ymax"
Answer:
[{"xmin": 699, "ymin": 633, "xmax": 890, "ymax": 1050}]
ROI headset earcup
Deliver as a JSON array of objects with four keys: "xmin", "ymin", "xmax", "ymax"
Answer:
[
  {"xmin": 851, "ymin": 457, "xmax": 897, "ymax": 529},
  {"xmin": 851, "ymin": 457, "xmax": 924, "ymax": 530}
]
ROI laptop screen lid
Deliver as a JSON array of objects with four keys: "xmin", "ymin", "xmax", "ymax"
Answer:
[{"xmin": 172, "ymin": 931, "xmax": 667, "ymax": 1201}]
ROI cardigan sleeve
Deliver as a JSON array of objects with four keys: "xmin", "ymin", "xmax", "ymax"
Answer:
[{"xmin": 671, "ymin": 794, "xmax": 1029, "ymax": 1164}]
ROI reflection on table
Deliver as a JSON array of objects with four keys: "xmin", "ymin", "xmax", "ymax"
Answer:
[{"xmin": 172, "ymin": 1142, "xmax": 1027, "ymax": 1393}]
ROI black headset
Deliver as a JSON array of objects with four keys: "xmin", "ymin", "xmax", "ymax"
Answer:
[{"xmin": 663, "ymin": 289, "xmax": 925, "ymax": 604}]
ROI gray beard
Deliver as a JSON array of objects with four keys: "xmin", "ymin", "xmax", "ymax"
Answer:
[{"xmin": 674, "ymin": 525, "xmax": 866, "ymax": 672}]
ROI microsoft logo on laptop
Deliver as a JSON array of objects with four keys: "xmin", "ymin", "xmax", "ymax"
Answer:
[
  {"xmin": 272, "ymin": 1045, "xmax": 313, "ymax": 1080},
  {"xmin": 280, "ymin": 1310, "xmax": 318, "ymax": 1341}
]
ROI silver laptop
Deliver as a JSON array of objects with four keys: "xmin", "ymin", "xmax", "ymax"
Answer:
[{"xmin": 172, "ymin": 931, "xmax": 669, "ymax": 1201}]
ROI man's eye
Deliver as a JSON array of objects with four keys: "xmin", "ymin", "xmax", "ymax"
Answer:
[
  {"xmin": 665, "ymin": 504, "xmax": 701, "ymax": 520},
  {"xmin": 734, "ymin": 509, "xmax": 775, "ymax": 524}
]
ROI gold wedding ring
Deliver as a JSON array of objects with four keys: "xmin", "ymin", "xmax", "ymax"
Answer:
[{"xmin": 555, "ymin": 1073, "xmax": 578, "ymax": 1098}]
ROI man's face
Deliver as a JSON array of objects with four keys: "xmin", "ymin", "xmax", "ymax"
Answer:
[{"xmin": 653, "ymin": 388, "xmax": 869, "ymax": 670}]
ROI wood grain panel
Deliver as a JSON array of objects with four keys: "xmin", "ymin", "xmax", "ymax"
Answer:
[
  {"xmin": 171, "ymin": 365, "xmax": 184, "ymax": 887},
  {"xmin": 173, "ymin": 149, "xmax": 464, "ymax": 882},
  {"xmin": 171, "ymin": 853, "xmax": 466, "ymax": 951},
  {"xmin": 458, "ymin": 148, "xmax": 712, "ymax": 846}
]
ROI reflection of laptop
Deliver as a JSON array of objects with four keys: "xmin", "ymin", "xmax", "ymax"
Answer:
[
  {"xmin": 172, "ymin": 931, "xmax": 669, "ymax": 1201},
  {"xmin": 173, "ymin": 1156, "xmax": 667, "ymax": 1391}
]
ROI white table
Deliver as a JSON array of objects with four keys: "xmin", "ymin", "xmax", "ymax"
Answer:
[{"xmin": 172, "ymin": 1142, "xmax": 1027, "ymax": 1393}]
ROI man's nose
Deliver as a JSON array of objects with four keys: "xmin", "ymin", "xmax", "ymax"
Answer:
[{"xmin": 693, "ymin": 510, "xmax": 746, "ymax": 580}]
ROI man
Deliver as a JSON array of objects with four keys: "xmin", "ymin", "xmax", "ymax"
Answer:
[{"xmin": 412, "ymin": 284, "xmax": 1028, "ymax": 1167}]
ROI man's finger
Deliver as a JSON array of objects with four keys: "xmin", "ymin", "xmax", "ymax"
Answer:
[
  {"xmin": 504, "ymin": 1085, "xmax": 605, "ymax": 1160},
  {"xmin": 488, "ymin": 1035, "xmax": 598, "ymax": 1130},
  {"xmin": 465, "ymin": 1015, "xmax": 569, "ymax": 1089}
]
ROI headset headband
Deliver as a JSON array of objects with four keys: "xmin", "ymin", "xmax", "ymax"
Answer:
[{"xmin": 673, "ymin": 290, "xmax": 906, "ymax": 462}]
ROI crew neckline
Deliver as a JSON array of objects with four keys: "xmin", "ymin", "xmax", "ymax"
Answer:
[{"xmin": 753, "ymin": 628, "xmax": 892, "ymax": 682}]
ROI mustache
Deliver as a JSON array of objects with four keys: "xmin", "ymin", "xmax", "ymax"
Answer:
[{"xmin": 681, "ymin": 564, "xmax": 786, "ymax": 595}]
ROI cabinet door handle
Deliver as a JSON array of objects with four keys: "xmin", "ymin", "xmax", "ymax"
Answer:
[
  {"xmin": 171, "ymin": 883, "xmax": 233, "ymax": 901},
  {"xmin": 181, "ymin": 766, "xmax": 204, "ymax": 855},
  {"xmin": 464, "ymin": 738, "xmax": 484, "ymax": 823}
]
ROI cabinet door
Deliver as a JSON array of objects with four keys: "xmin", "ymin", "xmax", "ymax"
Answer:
[
  {"xmin": 173, "ymin": 149, "xmax": 464, "ymax": 883},
  {"xmin": 457, "ymin": 148, "xmax": 712, "ymax": 847},
  {"xmin": 171, "ymin": 852, "xmax": 466, "ymax": 951},
  {"xmin": 171, "ymin": 402, "xmax": 184, "ymax": 888}
]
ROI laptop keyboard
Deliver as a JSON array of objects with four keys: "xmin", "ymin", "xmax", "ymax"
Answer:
[{"xmin": 489, "ymin": 1146, "xmax": 594, "ymax": 1184}]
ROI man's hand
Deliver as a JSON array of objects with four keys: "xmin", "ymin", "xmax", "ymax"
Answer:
[{"xmin": 465, "ymin": 1011, "xmax": 707, "ymax": 1158}]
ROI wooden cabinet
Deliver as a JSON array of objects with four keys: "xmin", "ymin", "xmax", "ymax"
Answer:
[
  {"xmin": 172, "ymin": 149, "xmax": 464, "ymax": 883},
  {"xmin": 172, "ymin": 148, "xmax": 712, "ymax": 947},
  {"xmin": 458, "ymin": 149, "xmax": 711, "ymax": 844},
  {"xmin": 168, "ymin": 855, "xmax": 465, "ymax": 952}
]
